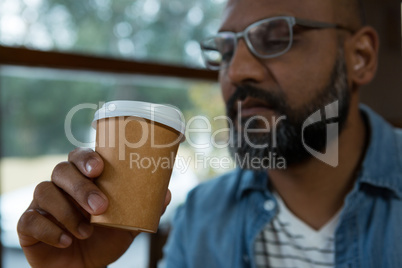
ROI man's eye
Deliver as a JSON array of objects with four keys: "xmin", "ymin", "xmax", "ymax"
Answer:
[
  {"xmin": 293, "ymin": 30, "xmax": 302, "ymax": 36},
  {"xmin": 267, "ymin": 39, "xmax": 289, "ymax": 44},
  {"xmin": 221, "ymin": 51, "xmax": 233, "ymax": 62},
  {"xmin": 218, "ymin": 43, "xmax": 234, "ymax": 62},
  {"xmin": 264, "ymin": 39, "xmax": 290, "ymax": 48}
]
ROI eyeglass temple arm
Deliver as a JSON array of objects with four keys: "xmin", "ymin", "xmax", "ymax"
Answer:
[{"xmin": 294, "ymin": 18, "xmax": 355, "ymax": 33}]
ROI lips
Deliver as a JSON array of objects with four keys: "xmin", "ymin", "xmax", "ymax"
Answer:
[{"xmin": 234, "ymin": 97, "xmax": 274, "ymax": 118}]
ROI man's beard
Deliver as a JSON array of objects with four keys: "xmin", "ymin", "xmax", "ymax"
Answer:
[{"xmin": 227, "ymin": 48, "xmax": 351, "ymax": 169}]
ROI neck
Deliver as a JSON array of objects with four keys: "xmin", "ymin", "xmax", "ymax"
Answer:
[{"xmin": 268, "ymin": 102, "xmax": 368, "ymax": 230}]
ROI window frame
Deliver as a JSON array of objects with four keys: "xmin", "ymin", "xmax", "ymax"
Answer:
[{"xmin": 0, "ymin": 45, "xmax": 218, "ymax": 81}]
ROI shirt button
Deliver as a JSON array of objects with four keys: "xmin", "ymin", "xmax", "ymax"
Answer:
[{"xmin": 264, "ymin": 200, "xmax": 275, "ymax": 211}]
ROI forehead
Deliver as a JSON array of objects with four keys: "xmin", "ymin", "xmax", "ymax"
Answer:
[{"xmin": 220, "ymin": 0, "xmax": 335, "ymax": 31}]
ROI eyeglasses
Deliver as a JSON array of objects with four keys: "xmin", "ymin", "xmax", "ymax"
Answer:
[{"xmin": 199, "ymin": 16, "xmax": 354, "ymax": 70}]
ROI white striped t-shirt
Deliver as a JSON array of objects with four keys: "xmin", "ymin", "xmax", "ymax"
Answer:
[{"xmin": 254, "ymin": 193, "xmax": 341, "ymax": 268}]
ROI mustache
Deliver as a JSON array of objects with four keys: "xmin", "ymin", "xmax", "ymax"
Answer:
[{"xmin": 226, "ymin": 85, "xmax": 288, "ymax": 118}]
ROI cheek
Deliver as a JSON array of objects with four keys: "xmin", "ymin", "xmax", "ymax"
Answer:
[
  {"xmin": 343, "ymin": 46, "xmax": 357, "ymax": 91},
  {"xmin": 272, "ymin": 34, "xmax": 339, "ymax": 108}
]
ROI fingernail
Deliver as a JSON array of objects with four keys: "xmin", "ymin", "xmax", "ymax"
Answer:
[
  {"xmin": 78, "ymin": 222, "xmax": 93, "ymax": 238},
  {"xmin": 85, "ymin": 158, "xmax": 99, "ymax": 173},
  {"xmin": 59, "ymin": 234, "xmax": 72, "ymax": 247},
  {"xmin": 88, "ymin": 193, "xmax": 105, "ymax": 213}
]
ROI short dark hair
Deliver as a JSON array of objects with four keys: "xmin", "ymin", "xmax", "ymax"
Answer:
[
  {"xmin": 357, "ymin": 0, "xmax": 366, "ymax": 25},
  {"xmin": 338, "ymin": 0, "xmax": 366, "ymax": 30}
]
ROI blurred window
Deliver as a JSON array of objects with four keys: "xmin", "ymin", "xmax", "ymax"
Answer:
[{"xmin": 0, "ymin": 0, "xmax": 226, "ymax": 67}]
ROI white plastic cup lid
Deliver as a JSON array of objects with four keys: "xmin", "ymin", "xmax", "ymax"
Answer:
[{"xmin": 92, "ymin": 101, "xmax": 185, "ymax": 135}]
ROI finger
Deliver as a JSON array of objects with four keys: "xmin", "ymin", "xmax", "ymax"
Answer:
[
  {"xmin": 161, "ymin": 189, "xmax": 172, "ymax": 215},
  {"xmin": 17, "ymin": 208, "xmax": 73, "ymax": 249},
  {"xmin": 51, "ymin": 161, "xmax": 108, "ymax": 215},
  {"xmin": 68, "ymin": 148, "xmax": 104, "ymax": 179},
  {"xmin": 33, "ymin": 181, "xmax": 94, "ymax": 240},
  {"xmin": 164, "ymin": 189, "xmax": 172, "ymax": 208}
]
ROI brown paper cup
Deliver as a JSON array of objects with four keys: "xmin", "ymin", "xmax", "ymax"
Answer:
[{"xmin": 90, "ymin": 101, "xmax": 184, "ymax": 233}]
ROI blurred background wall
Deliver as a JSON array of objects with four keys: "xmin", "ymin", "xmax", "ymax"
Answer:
[{"xmin": 360, "ymin": 0, "xmax": 402, "ymax": 125}]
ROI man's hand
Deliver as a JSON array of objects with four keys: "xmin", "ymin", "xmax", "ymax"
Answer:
[{"xmin": 17, "ymin": 148, "xmax": 171, "ymax": 268}]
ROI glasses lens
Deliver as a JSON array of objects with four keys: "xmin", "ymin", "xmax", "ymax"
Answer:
[
  {"xmin": 200, "ymin": 32, "xmax": 235, "ymax": 70},
  {"xmin": 247, "ymin": 18, "xmax": 291, "ymax": 57}
]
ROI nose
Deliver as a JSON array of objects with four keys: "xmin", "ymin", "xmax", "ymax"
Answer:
[{"xmin": 224, "ymin": 39, "xmax": 267, "ymax": 85}]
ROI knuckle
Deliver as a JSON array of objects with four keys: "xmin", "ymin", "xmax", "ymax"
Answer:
[
  {"xmin": 17, "ymin": 209, "xmax": 37, "ymax": 234},
  {"xmin": 68, "ymin": 147, "xmax": 94, "ymax": 162},
  {"xmin": 33, "ymin": 181, "xmax": 54, "ymax": 201},
  {"xmin": 68, "ymin": 147, "xmax": 82, "ymax": 160},
  {"xmin": 51, "ymin": 161, "xmax": 71, "ymax": 182}
]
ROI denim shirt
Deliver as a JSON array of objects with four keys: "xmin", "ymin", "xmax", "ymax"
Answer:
[{"xmin": 162, "ymin": 105, "xmax": 402, "ymax": 268}]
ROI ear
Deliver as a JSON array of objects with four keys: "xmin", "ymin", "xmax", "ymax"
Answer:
[{"xmin": 345, "ymin": 26, "xmax": 379, "ymax": 87}]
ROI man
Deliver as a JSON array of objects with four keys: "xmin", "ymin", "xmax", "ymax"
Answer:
[{"xmin": 17, "ymin": 0, "xmax": 402, "ymax": 267}]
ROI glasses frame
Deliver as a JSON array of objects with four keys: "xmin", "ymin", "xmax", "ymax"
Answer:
[{"xmin": 200, "ymin": 16, "xmax": 354, "ymax": 70}]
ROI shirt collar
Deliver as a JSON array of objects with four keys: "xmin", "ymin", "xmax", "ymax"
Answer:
[
  {"xmin": 235, "ymin": 104, "xmax": 402, "ymax": 199},
  {"xmin": 358, "ymin": 104, "xmax": 402, "ymax": 198},
  {"xmin": 235, "ymin": 169, "xmax": 270, "ymax": 200}
]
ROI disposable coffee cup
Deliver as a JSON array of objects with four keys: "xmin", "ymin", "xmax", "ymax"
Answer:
[{"xmin": 90, "ymin": 101, "xmax": 185, "ymax": 233}]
